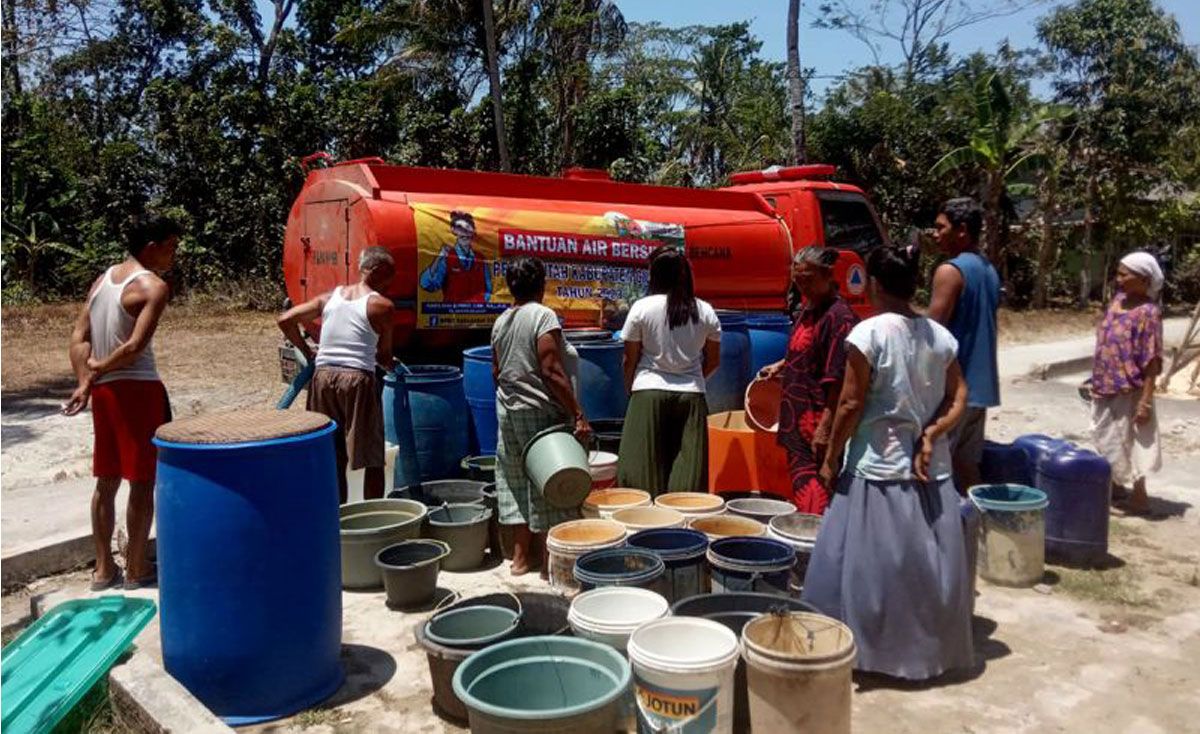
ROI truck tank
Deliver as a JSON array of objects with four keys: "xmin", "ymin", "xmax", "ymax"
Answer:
[{"xmin": 283, "ymin": 158, "xmax": 882, "ymax": 353}]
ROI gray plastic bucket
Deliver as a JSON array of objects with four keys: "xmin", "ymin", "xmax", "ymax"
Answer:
[
  {"xmin": 339, "ymin": 499, "xmax": 428, "ymax": 589},
  {"xmin": 374, "ymin": 540, "xmax": 450, "ymax": 608},
  {"xmin": 767, "ymin": 512, "xmax": 822, "ymax": 596},
  {"xmin": 523, "ymin": 425, "xmax": 592, "ymax": 509},
  {"xmin": 426, "ymin": 503, "xmax": 493, "ymax": 571},
  {"xmin": 453, "ymin": 636, "xmax": 631, "ymax": 733}
]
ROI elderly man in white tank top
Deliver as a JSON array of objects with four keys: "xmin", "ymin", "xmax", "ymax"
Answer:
[
  {"xmin": 278, "ymin": 247, "xmax": 397, "ymax": 503},
  {"xmin": 64, "ymin": 214, "xmax": 182, "ymax": 591}
]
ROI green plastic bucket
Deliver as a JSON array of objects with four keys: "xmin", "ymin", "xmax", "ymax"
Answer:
[
  {"xmin": 426, "ymin": 602, "xmax": 523, "ymax": 649},
  {"xmin": 339, "ymin": 498, "xmax": 428, "ymax": 589},
  {"xmin": 426, "ymin": 503, "xmax": 493, "ymax": 572},
  {"xmin": 452, "ymin": 636, "xmax": 631, "ymax": 733},
  {"xmin": 969, "ymin": 484, "xmax": 1049, "ymax": 588},
  {"xmin": 522, "ymin": 425, "xmax": 592, "ymax": 509}
]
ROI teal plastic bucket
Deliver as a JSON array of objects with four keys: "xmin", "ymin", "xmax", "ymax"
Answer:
[
  {"xmin": 969, "ymin": 484, "xmax": 1048, "ymax": 588},
  {"xmin": 523, "ymin": 425, "xmax": 592, "ymax": 509},
  {"xmin": 452, "ymin": 636, "xmax": 631, "ymax": 733},
  {"xmin": 425, "ymin": 604, "xmax": 522, "ymax": 649}
]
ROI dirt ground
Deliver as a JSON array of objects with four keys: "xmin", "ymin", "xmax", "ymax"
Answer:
[{"xmin": 2, "ymin": 302, "xmax": 1199, "ymax": 733}]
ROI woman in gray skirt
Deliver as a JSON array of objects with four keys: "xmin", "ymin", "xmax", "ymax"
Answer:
[{"xmin": 803, "ymin": 245, "xmax": 974, "ymax": 680}]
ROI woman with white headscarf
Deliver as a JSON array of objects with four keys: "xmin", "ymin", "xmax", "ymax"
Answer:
[{"xmin": 1091, "ymin": 251, "xmax": 1165, "ymax": 515}]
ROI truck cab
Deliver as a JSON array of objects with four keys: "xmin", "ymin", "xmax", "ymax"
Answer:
[{"xmin": 721, "ymin": 165, "xmax": 887, "ymax": 318}]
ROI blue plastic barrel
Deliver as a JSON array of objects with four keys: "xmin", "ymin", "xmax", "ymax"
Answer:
[
  {"xmin": 746, "ymin": 312, "xmax": 792, "ymax": 376},
  {"xmin": 153, "ymin": 411, "xmax": 343, "ymax": 725},
  {"xmin": 568, "ymin": 336, "xmax": 628, "ymax": 420},
  {"xmin": 626, "ymin": 528, "xmax": 710, "ymax": 602},
  {"xmin": 462, "ymin": 346, "xmax": 498, "ymax": 455},
  {"xmin": 707, "ymin": 311, "xmax": 753, "ymax": 414},
  {"xmin": 979, "ymin": 440, "xmax": 1034, "ymax": 487},
  {"xmin": 1037, "ymin": 446, "xmax": 1112, "ymax": 565},
  {"xmin": 386, "ymin": 366, "xmax": 470, "ymax": 482}
]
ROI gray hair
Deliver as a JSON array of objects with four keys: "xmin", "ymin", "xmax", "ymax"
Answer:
[
  {"xmin": 359, "ymin": 246, "xmax": 395, "ymax": 271},
  {"xmin": 793, "ymin": 246, "xmax": 839, "ymax": 269}
]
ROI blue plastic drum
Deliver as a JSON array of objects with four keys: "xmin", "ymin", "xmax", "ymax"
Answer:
[
  {"xmin": 153, "ymin": 410, "xmax": 343, "ymax": 725},
  {"xmin": 1038, "ymin": 446, "xmax": 1112, "ymax": 565},
  {"xmin": 707, "ymin": 311, "xmax": 753, "ymax": 414},
  {"xmin": 979, "ymin": 440, "xmax": 1034, "ymax": 487},
  {"xmin": 463, "ymin": 346, "xmax": 498, "ymax": 455},
  {"xmin": 569, "ymin": 336, "xmax": 628, "ymax": 420},
  {"xmin": 386, "ymin": 366, "xmax": 470, "ymax": 482},
  {"xmin": 746, "ymin": 312, "xmax": 792, "ymax": 376}
]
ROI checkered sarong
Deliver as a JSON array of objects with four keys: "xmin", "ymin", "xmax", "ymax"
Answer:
[{"xmin": 494, "ymin": 403, "xmax": 581, "ymax": 533}]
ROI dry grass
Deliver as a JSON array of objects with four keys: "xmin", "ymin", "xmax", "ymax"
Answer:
[
  {"xmin": 996, "ymin": 306, "xmax": 1102, "ymax": 345},
  {"xmin": 1053, "ymin": 566, "xmax": 1157, "ymax": 608},
  {"xmin": 2, "ymin": 301, "xmax": 280, "ymax": 401}
]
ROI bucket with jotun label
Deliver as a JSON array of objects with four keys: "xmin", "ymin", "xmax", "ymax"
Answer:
[{"xmin": 627, "ymin": 617, "xmax": 740, "ymax": 733}]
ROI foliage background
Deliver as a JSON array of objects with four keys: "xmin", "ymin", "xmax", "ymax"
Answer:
[{"xmin": 3, "ymin": 0, "xmax": 1199, "ymax": 307}]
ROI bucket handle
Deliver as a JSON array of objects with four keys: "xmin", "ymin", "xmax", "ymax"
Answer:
[
  {"xmin": 430, "ymin": 590, "xmax": 523, "ymax": 625},
  {"xmin": 635, "ymin": 685, "xmax": 722, "ymax": 734}
]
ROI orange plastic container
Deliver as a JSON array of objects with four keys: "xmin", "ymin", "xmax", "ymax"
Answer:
[{"xmin": 707, "ymin": 411, "xmax": 791, "ymax": 500}]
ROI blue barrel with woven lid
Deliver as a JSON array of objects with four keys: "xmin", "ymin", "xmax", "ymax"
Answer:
[
  {"xmin": 1037, "ymin": 446, "xmax": 1112, "ymax": 565},
  {"xmin": 153, "ymin": 410, "xmax": 342, "ymax": 724}
]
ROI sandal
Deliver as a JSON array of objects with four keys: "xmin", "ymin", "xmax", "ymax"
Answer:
[
  {"xmin": 124, "ymin": 565, "xmax": 158, "ymax": 590},
  {"xmin": 90, "ymin": 568, "xmax": 123, "ymax": 592}
]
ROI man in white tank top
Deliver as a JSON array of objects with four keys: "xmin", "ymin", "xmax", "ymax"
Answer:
[
  {"xmin": 278, "ymin": 247, "xmax": 397, "ymax": 503},
  {"xmin": 64, "ymin": 214, "xmax": 181, "ymax": 591}
]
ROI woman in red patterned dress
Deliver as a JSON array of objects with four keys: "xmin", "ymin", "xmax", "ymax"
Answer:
[{"xmin": 760, "ymin": 247, "xmax": 859, "ymax": 514}]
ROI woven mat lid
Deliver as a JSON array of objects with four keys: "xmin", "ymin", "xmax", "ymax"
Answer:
[{"xmin": 156, "ymin": 409, "xmax": 331, "ymax": 445}]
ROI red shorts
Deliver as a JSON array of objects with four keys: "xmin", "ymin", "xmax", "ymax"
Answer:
[{"xmin": 92, "ymin": 380, "xmax": 172, "ymax": 482}]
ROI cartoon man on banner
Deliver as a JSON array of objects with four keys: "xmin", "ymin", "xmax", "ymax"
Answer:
[{"xmin": 419, "ymin": 210, "xmax": 493, "ymax": 302}]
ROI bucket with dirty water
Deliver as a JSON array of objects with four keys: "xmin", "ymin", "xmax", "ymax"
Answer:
[
  {"xmin": 688, "ymin": 513, "xmax": 766, "ymax": 541},
  {"xmin": 611, "ymin": 506, "xmax": 686, "ymax": 533},
  {"xmin": 545, "ymin": 519, "xmax": 627, "ymax": 592},
  {"xmin": 969, "ymin": 484, "xmax": 1048, "ymax": 588},
  {"xmin": 627, "ymin": 616, "xmax": 741, "ymax": 733},
  {"xmin": 741, "ymin": 611, "xmax": 856, "ymax": 734},
  {"xmin": 582, "ymin": 488, "xmax": 651, "ymax": 519},
  {"xmin": 626, "ymin": 528, "xmax": 711, "ymax": 602},
  {"xmin": 452, "ymin": 636, "xmax": 631, "ymax": 733},
  {"xmin": 654, "ymin": 492, "xmax": 725, "ymax": 518}
]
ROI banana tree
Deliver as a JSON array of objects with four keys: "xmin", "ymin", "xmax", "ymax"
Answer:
[{"xmin": 931, "ymin": 73, "xmax": 1067, "ymax": 263}]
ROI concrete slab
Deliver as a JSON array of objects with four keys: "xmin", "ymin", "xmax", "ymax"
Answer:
[{"xmin": 109, "ymin": 654, "xmax": 233, "ymax": 734}]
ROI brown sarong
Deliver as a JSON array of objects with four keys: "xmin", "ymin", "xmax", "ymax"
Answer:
[{"xmin": 307, "ymin": 366, "xmax": 385, "ymax": 470}]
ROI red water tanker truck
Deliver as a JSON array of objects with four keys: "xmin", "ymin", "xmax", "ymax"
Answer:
[{"xmin": 282, "ymin": 155, "xmax": 886, "ymax": 355}]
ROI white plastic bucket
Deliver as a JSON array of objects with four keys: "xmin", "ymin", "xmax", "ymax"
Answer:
[
  {"xmin": 654, "ymin": 492, "xmax": 726, "ymax": 518},
  {"xmin": 627, "ymin": 617, "xmax": 741, "ymax": 733},
  {"xmin": 588, "ymin": 450, "xmax": 620, "ymax": 490},
  {"xmin": 546, "ymin": 519, "xmax": 627, "ymax": 592},
  {"xmin": 611, "ymin": 506, "xmax": 686, "ymax": 533},
  {"xmin": 568, "ymin": 587, "xmax": 670, "ymax": 653},
  {"xmin": 582, "ymin": 488, "xmax": 652, "ymax": 520},
  {"xmin": 346, "ymin": 443, "xmax": 400, "ymax": 502}
]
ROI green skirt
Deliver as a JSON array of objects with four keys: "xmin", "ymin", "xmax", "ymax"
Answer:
[{"xmin": 617, "ymin": 389, "xmax": 708, "ymax": 496}]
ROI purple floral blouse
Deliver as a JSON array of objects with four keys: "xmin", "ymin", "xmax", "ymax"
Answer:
[{"xmin": 1092, "ymin": 296, "xmax": 1163, "ymax": 397}]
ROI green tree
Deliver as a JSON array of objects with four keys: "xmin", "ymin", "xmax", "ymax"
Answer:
[{"xmin": 1039, "ymin": 0, "xmax": 1200, "ymax": 300}]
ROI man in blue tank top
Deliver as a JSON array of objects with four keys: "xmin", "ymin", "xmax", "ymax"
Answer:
[{"xmin": 929, "ymin": 198, "xmax": 1000, "ymax": 493}]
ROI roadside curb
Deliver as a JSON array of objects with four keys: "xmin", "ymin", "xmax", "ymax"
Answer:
[
  {"xmin": 109, "ymin": 653, "xmax": 233, "ymax": 733},
  {"xmin": 2, "ymin": 532, "xmax": 157, "ymax": 592},
  {"xmin": 1024, "ymin": 354, "xmax": 1093, "ymax": 381}
]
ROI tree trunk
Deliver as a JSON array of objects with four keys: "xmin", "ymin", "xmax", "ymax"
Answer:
[
  {"xmin": 984, "ymin": 171, "xmax": 1004, "ymax": 261},
  {"xmin": 1033, "ymin": 170, "xmax": 1057, "ymax": 309},
  {"xmin": 787, "ymin": 0, "xmax": 806, "ymax": 164},
  {"xmin": 3, "ymin": 0, "xmax": 22, "ymax": 100},
  {"xmin": 481, "ymin": 0, "xmax": 510, "ymax": 172},
  {"xmin": 1080, "ymin": 166, "xmax": 1097, "ymax": 306}
]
